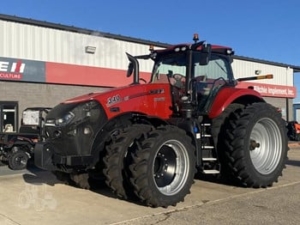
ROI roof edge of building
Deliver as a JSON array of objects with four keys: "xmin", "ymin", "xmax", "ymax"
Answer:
[
  {"xmin": 1, "ymin": 13, "xmax": 300, "ymax": 71},
  {"xmin": 233, "ymin": 55, "xmax": 300, "ymax": 73},
  {"xmin": 0, "ymin": 13, "xmax": 170, "ymax": 48}
]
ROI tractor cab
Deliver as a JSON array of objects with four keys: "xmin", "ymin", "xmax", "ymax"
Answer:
[{"xmin": 127, "ymin": 34, "xmax": 236, "ymax": 116}]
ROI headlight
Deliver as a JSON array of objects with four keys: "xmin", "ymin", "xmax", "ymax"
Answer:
[
  {"xmin": 45, "ymin": 100, "xmax": 101, "ymax": 129},
  {"xmin": 44, "ymin": 100, "xmax": 105, "ymax": 140},
  {"xmin": 55, "ymin": 112, "xmax": 75, "ymax": 126}
]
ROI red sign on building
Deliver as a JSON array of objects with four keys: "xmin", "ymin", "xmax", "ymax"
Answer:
[{"xmin": 237, "ymin": 81, "xmax": 296, "ymax": 98}]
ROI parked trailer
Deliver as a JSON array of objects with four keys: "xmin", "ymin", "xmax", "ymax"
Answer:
[{"xmin": 0, "ymin": 107, "xmax": 51, "ymax": 170}]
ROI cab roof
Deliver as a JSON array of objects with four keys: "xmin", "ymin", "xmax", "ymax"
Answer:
[{"xmin": 152, "ymin": 42, "xmax": 233, "ymax": 56}]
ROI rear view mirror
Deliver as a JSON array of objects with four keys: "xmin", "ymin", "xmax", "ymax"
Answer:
[
  {"xmin": 199, "ymin": 44, "xmax": 211, "ymax": 65},
  {"xmin": 127, "ymin": 62, "xmax": 133, "ymax": 77}
]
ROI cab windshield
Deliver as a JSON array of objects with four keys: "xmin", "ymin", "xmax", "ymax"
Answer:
[
  {"xmin": 152, "ymin": 53, "xmax": 187, "ymax": 84},
  {"xmin": 151, "ymin": 52, "xmax": 233, "ymax": 85}
]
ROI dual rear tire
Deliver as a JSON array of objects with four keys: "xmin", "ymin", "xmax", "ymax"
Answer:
[{"xmin": 212, "ymin": 102, "xmax": 288, "ymax": 187}]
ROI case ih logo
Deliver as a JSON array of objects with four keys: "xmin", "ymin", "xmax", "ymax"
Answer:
[{"xmin": 0, "ymin": 60, "xmax": 25, "ymax": 80}]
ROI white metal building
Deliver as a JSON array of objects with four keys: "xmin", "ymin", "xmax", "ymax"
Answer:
[{"xmin": 0, "ymin": 14, "xmax": 299, "ymax": 132}]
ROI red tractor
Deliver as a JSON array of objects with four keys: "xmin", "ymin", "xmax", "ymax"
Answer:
[{"xmin": 35, "ymin": 35, "xmax": 288, "ymax": 208}]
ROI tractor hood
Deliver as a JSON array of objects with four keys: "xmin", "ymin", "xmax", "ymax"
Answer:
[
  {"xmin": 58, "ymin": 83, "xmax": 174, "ymax": 120},
  {"xmin": 63, "ymin": 84, "xmax": 153, "ymax": 104},
  {"xmin": 63, "ymin": 91, "xmax": 108, "ymax": 104}
]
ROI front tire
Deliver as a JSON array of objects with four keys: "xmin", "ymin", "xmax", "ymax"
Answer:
[
  {"xmin": 129, "ymin": 125, "xmax": 196, "ymax": 208},
  {"xmin": 103, "ymin": 124, "xmax": 153, "ymax": 199},
  {"xmin": 223, "ymin": 102, "xmax": 288, "ymax": 187},
  {"xmin": 8, "ymin": 150, "xmax": 29, "ymax": 170}
]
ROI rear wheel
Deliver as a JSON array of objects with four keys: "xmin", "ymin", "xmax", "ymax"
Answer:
[
  {"xmin": 103, "ymin": 124, "xmax": 153, "ymax": 199},
  {"xmin": 129, "ymin": 125, "xmax": 196, "ymax": 208},
  {"xmin": 211, "ymin": 103, "xmax": 244, "ymax": 179},
  {"xmin": 222, "ymin": 102, "xmax": 288, "ymax": 187}
]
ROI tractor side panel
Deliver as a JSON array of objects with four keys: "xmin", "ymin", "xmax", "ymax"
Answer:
[{"xmin": 94, "ymin": 83, "xmax": 174, "ymax": 120}]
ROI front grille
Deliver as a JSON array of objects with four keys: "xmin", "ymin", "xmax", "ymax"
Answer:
[{"xmin": 44, "ymin": 100, "xmax": 107, "ymax": 157}]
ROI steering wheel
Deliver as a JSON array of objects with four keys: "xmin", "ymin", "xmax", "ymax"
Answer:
[
  {"xmin": 196, "ymin": 75, "xmax": 207, "ymax": 82},
  {"xmin": 170, "ymin": 74, "xmax": 186, "ymax": 88}
]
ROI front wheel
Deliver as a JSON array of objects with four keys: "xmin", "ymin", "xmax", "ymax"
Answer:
[
  {"xmin": 129, "ymin": 125, "xmax": 196, "ymax": 208},
  {"xmin": 103, "ymin": 124, "xmax": 153, "ymax": 199},
  {"xmin": 223, "ymin": 102, "xmax": 288, "ymax": 187},
  {"xmin": 8, "ymin": 150, "xmax": 29, "ymax": 170}
]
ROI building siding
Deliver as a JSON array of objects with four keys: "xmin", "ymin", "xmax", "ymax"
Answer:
[
  {"xmin": 232, "ymin": 59, "xmax": 294, "ymax": 86},
  {"xmin": 0, "ymin": 19, "xmax": 295, "ymax": 87},
  {"xmin": 0, "ymin": 20, "xmax": 153, "ymax": 72},
  {"xmin": 264, "ymin": 97, "xmax": 293, "ymax": 121}
]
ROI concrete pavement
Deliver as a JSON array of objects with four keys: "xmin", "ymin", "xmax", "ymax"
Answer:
[{"xmin": 0, "ymin": 144, "xmax": 299, "ymax": 225}]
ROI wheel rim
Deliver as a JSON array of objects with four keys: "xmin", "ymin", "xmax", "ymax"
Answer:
[
  {"xmin": 15, "ymin": 155, "xmax": 27, "ymax": 166},
  {"xmin": 249, "ymin": 117, "xmax": 282, "ymax": 175},
  {"xmin": 152, "ymin": 139, "xmax": 190, "ymax": 196}
]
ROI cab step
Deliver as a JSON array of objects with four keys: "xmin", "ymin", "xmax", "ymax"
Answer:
[
  {"xmin": 203, "ymin": 169, "xmax": 220, "ymax": 174},
  {"xmin": 202, "ymin": 157, "xmax": 217, "ymax": 161},
  {"xmin": 202, "ymin": 145, "xmax": 214, "ymax": 149}
]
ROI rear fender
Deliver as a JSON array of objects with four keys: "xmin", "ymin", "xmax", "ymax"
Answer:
[{"xmin": 209, "ymin": 87, "xmax": 264, "ymax": 118}]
